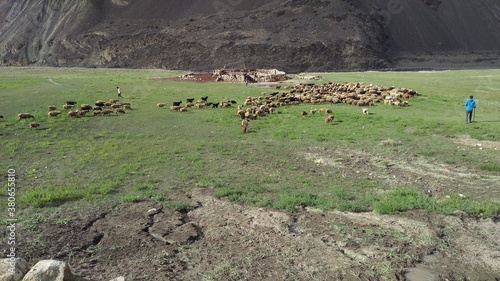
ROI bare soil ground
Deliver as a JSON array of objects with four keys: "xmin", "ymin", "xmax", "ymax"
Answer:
[{"xmin": 16, "ymin": 139, "xmax": 500, "ymax": 281}]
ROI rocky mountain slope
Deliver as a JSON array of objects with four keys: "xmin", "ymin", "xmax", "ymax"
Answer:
[{"xmin": 0, "ymin": 0, "xmax": 499, "ymax": 72}]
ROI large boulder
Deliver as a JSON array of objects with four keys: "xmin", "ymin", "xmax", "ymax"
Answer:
[{"xmin": 21, "ymin": 260, "xmax": 74, "ymax": 281}]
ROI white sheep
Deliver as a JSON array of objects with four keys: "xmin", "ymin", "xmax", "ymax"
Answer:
[{"xmin": 48, "ymin": 111, "xmax": 61, "ymax": 117}]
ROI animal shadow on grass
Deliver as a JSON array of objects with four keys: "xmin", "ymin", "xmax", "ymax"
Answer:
[
  {"xmin": 331, "ymin": 120, "xmax": 344, "ymax": 125},
  {"xmin": 30, "ymin": 127, "xmax": 49, "ymax": 131}
]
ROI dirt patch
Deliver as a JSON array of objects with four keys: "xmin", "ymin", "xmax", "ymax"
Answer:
[
  {"xmin": 303, "ymin": 145, "xmax": 500, "ymax": 201},
  {"xmin": 453, "ymin": 135, "xmax": 500, "ymax": 150},
  {"xmin": 16, "ymin": 186, "xmax": 500, "ymax": 281}
]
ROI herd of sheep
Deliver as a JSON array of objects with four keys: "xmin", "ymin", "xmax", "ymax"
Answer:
[
  {"xmin": 11, "ymin": 81, "xmax": 417, "ymax": 132},
  {"xmin": 159, "ymin": 81, "xmax": 417, "ymax": 132},
  {"xmin": 15, "ymin": 99, "xmax": 133, "ymax": 129},
  {"xmin": 262, "ymin": 82, "xmax": 417, "ymax": 107}
]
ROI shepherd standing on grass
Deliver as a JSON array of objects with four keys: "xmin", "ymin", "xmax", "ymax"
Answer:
[
  {"xmin": 241, "ymin": 119, "xmax": 249, "ymax": 133},
  {"xmin": 464, "ymin": 95, "xmax": 476, "ymax": 124},
  {"xmin": 117, "ymin": 86, "xmax": 123, "ymax": 98}
]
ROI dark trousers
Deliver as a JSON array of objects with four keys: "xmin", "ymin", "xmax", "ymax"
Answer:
[{"xmin": 466, "ymin": 110, "xmax": 473, "ymax": 123}]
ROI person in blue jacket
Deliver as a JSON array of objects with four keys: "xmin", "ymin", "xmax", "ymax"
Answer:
[{"xmin": 464, "ymin": 95, "xmax": 476, "ymax": 124}]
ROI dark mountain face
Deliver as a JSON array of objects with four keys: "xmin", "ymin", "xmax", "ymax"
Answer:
[{"xmin": 0, "ymin": 0, "xmax": 499, "ymax": 72}]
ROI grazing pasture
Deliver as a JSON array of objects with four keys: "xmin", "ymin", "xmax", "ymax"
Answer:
[{"xmin": 1, "ymin": 67, "xmax": 499, "ymax": 280}]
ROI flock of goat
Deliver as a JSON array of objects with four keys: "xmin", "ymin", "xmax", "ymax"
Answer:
[
  {"xmin": 12, "ymin": 81, "xmax": 417, "ymax": 132},
  {"xmin": 15, "ymin": 99, "xmax": 133, "ymax": 129},
  {"xmin": 156, "ymin": 81, "xmax": 417, "ymax": 132}
]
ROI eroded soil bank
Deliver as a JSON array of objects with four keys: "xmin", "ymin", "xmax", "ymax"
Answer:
[{"xmin": 17, "ymin": 187, "xmax": 499, "ymax": 281}]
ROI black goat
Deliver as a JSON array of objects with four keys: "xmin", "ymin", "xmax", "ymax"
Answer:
[{"xmin": 172, "ymin": 101, "xmax": 182, "ymax": 106}]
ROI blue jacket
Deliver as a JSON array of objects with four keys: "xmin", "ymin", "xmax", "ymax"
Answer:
[{"xmin": 464, "ymin": 99, "xmax": 476, "ymax": 111}]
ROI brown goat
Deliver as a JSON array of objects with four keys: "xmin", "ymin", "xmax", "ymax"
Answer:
[
  {"xmin": 100, "ymin": 109, "xmax": 114, "ymax": 116},
  {"xmin": 319, "ymin": 108, "xmax": 332, "ymax": 114},
  {"xmin": 325, "ymin": 115, "xmax": 334, "ymax": 125},
  {"xmin": 29, "ymin": 122, "xmax": 40, "ymax": 129},
  {"xmin": 80, "ymin": 104, "xmax": 93, "ymax": 110},
  {"xmin": 18, "ymin": 113, "xmax": 35, "ymax": 121}
]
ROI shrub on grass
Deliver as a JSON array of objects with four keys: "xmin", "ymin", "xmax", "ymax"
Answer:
[
  {"xmin": 144, "ymin": 191, "xmax": 166, "ymax": 202},
  {"xmin": 273, "ymin": 190, "xmax": 319, "ymax": 212},
  {"xmin": 134, "ymin": 184, "xmax": 157, "ymax": 191},
  {"xmin": 21, "ymin": 187, "xmax": 84, "ymax": 207},
  {"xmin": 466, "ymin": 200, "xmax": 500, "ymax": 218},
  {"xmin": 213, "ymin": 188, "xmax": 244, "ymax": 201},
  {"xmin": 434, "ymin": 195, "xmax": 500, "ymax": 219},
  {"xmin": 478, "ymin": 163, "xmax": 500, "ymax": 172},
  {"xmin": 374, "ymin": 188, "xmax": 430, "ymax": 214},
  {"xmin": 121, "ymin": 195, "xmax": 145, "ymax": 203},
  {"xmin": 164, "ymin": 201, "xmax": 194, "ymax": 212}
]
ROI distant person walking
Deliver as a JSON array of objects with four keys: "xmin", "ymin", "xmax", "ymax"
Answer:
[
  {"xmin": 241, "ymin": 119, "xmax": 249, "ymax": 133},
  {"xmin": 464, "ymin": 95, "xmax": 476, "ymax": 124},
  {"xmin": 117, "ymin": 86, "xmax": 123, "ymax": 98}
]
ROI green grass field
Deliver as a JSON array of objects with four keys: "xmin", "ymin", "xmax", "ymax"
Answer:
[{"xmin": 1, "ymin": 67, "xmax": 499, "ymax": 219}]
